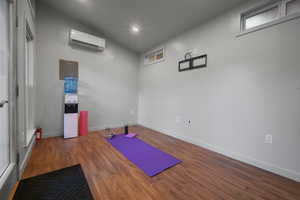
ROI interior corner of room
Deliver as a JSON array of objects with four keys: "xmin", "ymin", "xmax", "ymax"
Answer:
[{"xmin": 1, "ymin": 0, "xmax": 300, "ymax": 199}]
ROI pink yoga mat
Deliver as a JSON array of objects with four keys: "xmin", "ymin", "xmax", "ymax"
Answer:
[{"xmin": 79, "ymin": 111, "xmax": 88, "ymax": 136}]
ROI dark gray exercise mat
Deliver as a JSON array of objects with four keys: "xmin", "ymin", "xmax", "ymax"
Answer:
[{"xmin": 13, "ymin": 164, "xmax": 94, "ymax": 200}]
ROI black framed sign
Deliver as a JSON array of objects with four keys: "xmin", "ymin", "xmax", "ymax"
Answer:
[
  {"xmin": 178, "ymin": 54, "xmax": 207, "ymax": 72},
  {"xmin": 178, "ymin": 59, "xmax": 190, "ymax": 71}
]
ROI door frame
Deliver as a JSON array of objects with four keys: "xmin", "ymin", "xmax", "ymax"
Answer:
[
  {"xmin": 0, "ymin": 0, "xmax": 18, "ymax": 190},
  {"xmin": 16, "ymin": 0, "xmax": 36, "ymax": 177}
]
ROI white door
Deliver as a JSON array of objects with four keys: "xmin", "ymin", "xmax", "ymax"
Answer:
[{"xmin": 0, "ymin": 0, "xmax": 10, "ymax": 177}]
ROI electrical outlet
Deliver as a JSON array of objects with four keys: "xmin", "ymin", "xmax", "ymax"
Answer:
[
  {"xmin": 265, "ymin": 134, "xmax": 272, "ymax": 144},
  {"xmin": 184, "ymin": 120, "xmax": 192, "ymax": 128}
]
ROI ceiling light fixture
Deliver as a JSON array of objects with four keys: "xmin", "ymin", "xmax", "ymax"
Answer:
[{"xmin": 131, "ymin": 25, "xmax": 140, "ymax": 34}]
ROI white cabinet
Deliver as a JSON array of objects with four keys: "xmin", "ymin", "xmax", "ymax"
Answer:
[{"xmin": 64, "ymin": 113, "xmax": 78, "ymax": 139}]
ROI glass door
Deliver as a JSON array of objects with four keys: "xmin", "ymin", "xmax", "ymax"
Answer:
[{"xmin": 0, "ymin": 0, "xmax": 10, "ymax": 178}]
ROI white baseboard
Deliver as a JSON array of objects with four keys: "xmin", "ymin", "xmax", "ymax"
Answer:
[
  {"xmin": 89, "ymin": 126, "xmax": 107, "ymax": 132},
  {"xmin": 0, "ymin": 163, "xmax": 15, "ymax": 190},
  {"xmin": 139, "ymin": 124, "xmax": 300, "ymax": 183},
  {"xmin": 90, "ymin": 124, "xmax": 138, "ymax": 132},
  {"xmin": 43, "ymin": 124, "xmax": 139, "ymax": 138},
  {"xmin": 0, "ymin": 163, "xmax": 17, "ymax": 200},
  {"xmin": 43, "ymin": 131, "xmax": 63, "ymax": 138},
  {"xmin": 19, "ymin": 138, "xmax": 35, "ymax": 177},
  {"xmin": 25, "ymin": 129, "xmax": 36, "ymax": 147}
]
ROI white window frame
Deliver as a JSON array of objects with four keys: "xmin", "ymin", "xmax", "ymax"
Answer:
[
  {"xmin": 238, "ymin": 0, "xmax": 300, "ymax": 37},
  {"xmin": 285, "ymin": 0, "xmax": 300, "ymax": 15},
  {"xmin": 24, "ymin": 20, "xmax": 35, "ymax": 147},
  {"xmin": 26, "ymin": 0, "xmax": 35, "ymax": 19}
]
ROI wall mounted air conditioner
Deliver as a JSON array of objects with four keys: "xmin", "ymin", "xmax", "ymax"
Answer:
[{"xmin": 69, "ymin": 29, "xmax": 106, "ymax": 51}]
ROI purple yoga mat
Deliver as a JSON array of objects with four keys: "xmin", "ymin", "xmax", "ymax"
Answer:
[{"xmin": 107, "ymin": 134, "xmax": 182, "ymax": 176}]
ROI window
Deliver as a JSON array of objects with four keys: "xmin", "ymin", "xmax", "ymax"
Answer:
[
  {"xmin": 286, "ymin": 0, "xmax": 300, "ymax": 15},
  {"xmin": 27, "ymin": 0, "xmax": 35, "ymax": 18},
  {"xmin": 244, "ymin": 5, "xmax": 280, "ymax": 30},
  {"xmin": 25, "ymin": 22, "xmax": 35, "ymax": 146},
  {"xmin": 240, "ymin": 0, "xmax": 300, "ymax": 34}
]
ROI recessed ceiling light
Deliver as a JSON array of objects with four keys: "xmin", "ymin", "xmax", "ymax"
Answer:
[{"xmin": 131, "ymin": 25, "xmax": 140, "ymax": 34}]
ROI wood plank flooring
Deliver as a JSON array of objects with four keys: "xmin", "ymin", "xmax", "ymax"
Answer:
[{"xmin": 11, "ymin": 126, "xmax": 300, "ymax": 200}]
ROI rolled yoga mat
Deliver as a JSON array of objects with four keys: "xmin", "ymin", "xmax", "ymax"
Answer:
[
  {"xmin": 107, "ymin": 134, "xmax": 182, "ymax": 176},
  {"xmin": 79, "ymin": 111, "xmax": 88, "ymax": 136}
]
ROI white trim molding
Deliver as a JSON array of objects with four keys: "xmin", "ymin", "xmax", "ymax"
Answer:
[
  {"xmin": 42, "ymin": 131, "xmax": 63, "ymax": 138},
  {"xmin": 139, "ymin": 124, "xmax": 300, "ymax": 183},
  {"xmin": 19, "ymin": 138, "xmax": 35, "ymax": 177},
  {"xmin": 25, "ymin": 129, "xmax": 35, "ymax": 147},
  {"xmin": 0, "ymin": 163, "xmax": 15, "ymax": 190}
]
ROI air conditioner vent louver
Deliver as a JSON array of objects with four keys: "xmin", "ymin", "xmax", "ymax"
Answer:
[{"xmin": 69, "ymin": 29, "xmax": 106, "ymax": 51}]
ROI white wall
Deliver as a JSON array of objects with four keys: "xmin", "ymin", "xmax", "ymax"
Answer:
[
  {"xmin": 138, "ymin": 0, "xmax": 300, "ymax": 182},
  {"xmin": 36, "ymin": 3, "xmax": 139, "ymax": 137}
]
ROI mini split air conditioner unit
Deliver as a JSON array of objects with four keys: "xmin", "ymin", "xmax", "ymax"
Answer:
[{"xmin": 69, "ymin": 29, "xmax": 106, "ymax": 51}]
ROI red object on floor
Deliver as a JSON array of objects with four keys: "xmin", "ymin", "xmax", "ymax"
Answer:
[
  {"xmin": 79, "ymin": 111, "xmax": 88, "ymax": 136},
  {"xmin": 35, "ymin": 128, "xmax": 43, "ymax": 141}
]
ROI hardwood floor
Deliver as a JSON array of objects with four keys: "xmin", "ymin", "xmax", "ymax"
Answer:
[{"xmin": 11, "ymin": 126, "xmax": 300, "ymax": 200}]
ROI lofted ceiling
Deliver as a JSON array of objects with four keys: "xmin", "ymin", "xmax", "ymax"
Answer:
[{"xmin": 38, "ymin": 0, "xmax": 247, "ymax": 53}]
